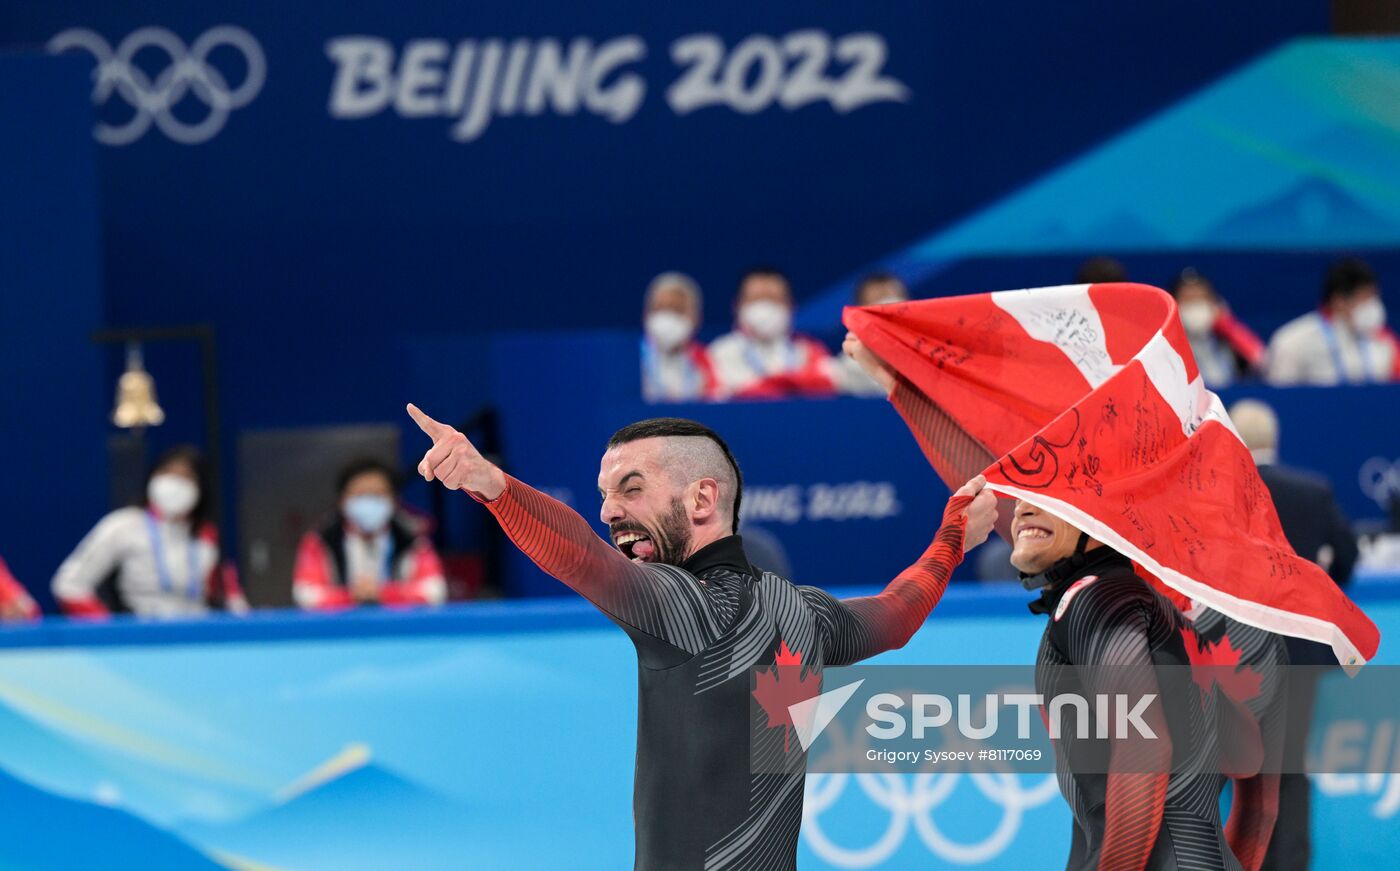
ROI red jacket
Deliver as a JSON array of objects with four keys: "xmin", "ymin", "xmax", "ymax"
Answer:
[{"xmin": 293, "ymin": 517, "xmax": 446, "ymax": 610}]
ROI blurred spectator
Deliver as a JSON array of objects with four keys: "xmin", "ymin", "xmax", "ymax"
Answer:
[
  {"xmin": 1230, "ymin": 399, "xmax": 1357, "ymax": 582},
  {"xmin": 1267, "ymin": 257, "xmax": 1399, "ymax": 385},
  {"xmin": 833, "ymin": 272, "xmax": 910, "ymax": 396},
  {"xmin": 53, "ymin": 445, "xmax": 247, "ymax": 618},
  {"xmin": 1076, "ymin": 256, "xmax": 1127, "ymax": 284},
  {"xmin": 1169, "ymin": 268, "xmax": 1265, "ymax": 387},
  {"xmin": 0, "ymin": 557, "xmax": 39, "ymax": 623},
  {"xmin": 1230, "ymin": 398, "xmax": 1357, "ymax": 871},
  {"xmin": 708, "ymin": 266, "xmax": 835, "ymax": 398},
  {"xmin": 293, "ymin": 457, "xmax": 446, "ymax": 610},
  {"xmin": 640, "ymin": 272, "xmax": 719, "ymax": 402},
  {"xmin": 737, "ymin": 521, "xmax": 793, "ymax": 579}
]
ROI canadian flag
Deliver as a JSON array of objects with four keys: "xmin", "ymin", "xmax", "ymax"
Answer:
[{"xmin": 846, "ymin": 283, "xmax": 1379, "ymax": 668}]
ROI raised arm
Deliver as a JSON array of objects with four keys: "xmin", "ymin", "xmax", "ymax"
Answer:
[
  {"xmin": 801, "ymin": 478, "xmax": 996, "ymax": 666},
  {"xmin": 407, "ymin": 404, "xmax": 722, "ymax": 658},
  {"xmin": 844, "ymin": 332, "xmax": 999, "ymax": 496}
]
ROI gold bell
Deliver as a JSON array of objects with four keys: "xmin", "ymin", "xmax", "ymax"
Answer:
[{"xmin": 112, "ymin": 343, "xmax": 165, "ymax": 429}]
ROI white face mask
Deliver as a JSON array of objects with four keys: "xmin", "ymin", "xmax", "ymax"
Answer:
[
  {"xmin": 1351, "ymin": 296, "xmax": 1386, "ymax": 335},
  {"xmin": 148, "ymin": 474, "xmax": 199, "ymax": 518},
  {"xmin": 344, "ymin": 494, "xmax": 394, "ymax": 533},
  {"xmin": 1178, "ymin": 301, "xmax": 1217, "ymax": 337},
  {"xmin": 738, "ymin": 300, "xmax": 792, "ymax": 341},
  {"xmin": 644, "ymin": 310, "xmax": 694, "ymax": 352}
]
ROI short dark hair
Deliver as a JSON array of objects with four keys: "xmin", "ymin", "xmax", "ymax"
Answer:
[
  {"xmin": 1076, "ymin": 256, "xmax": 1127, "ymax": 284},
  {"xmin": 1322, "ymin": 257, "xmax": 1377, "ymax": 305},
  {"xmin": 854, "ymin": 271, "xmax": 906, "ymax": 304},
  {"xmin": 739, "ymin": 265, "xmax": 789, "ymax": 291},
  {"xmin": 337, "ymin": 456, "xmax": 400, "ymax": 496},
  {"xmin": 143, "ymin": 444, "xmax": 213, "ymax": 528},
  {"xmin": 607, "ymin": 418, "xmax": 743, "ymax": 533},
  {"xmin": 1169, "ymin": 267, "xmax": 1215, "ymax": 298}
]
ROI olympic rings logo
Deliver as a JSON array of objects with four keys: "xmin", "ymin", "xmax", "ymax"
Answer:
[
  {"xmin": 47, "ymin": 26, "xmax": 265, "ymax": 145},
  {"xmin": 1359, "ymin": 457, "xmax": 1400, "ymax": 509},
  {"xmin": 800, "ymin": 720, "xmax": 1059, "ymax": 868}
]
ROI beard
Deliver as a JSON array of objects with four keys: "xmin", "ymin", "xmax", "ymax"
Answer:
[
  {"xmin": 611, "ymin": 497, "xmax": 693, "ymax": 566},
  {"xmin": 650, "ymin": 497, "xmax": 694, "ymax": 565}
]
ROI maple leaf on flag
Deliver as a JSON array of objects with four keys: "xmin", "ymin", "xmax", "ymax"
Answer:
[
  {"xmin": 752, "ymin": 641, "xmax": 822, "ymax": 753},
  {"xmin": 1183, "ymin": 628, "xmax": 1265, "ymax": 703}
]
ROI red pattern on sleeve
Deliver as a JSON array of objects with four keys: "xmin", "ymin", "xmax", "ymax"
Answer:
[
  {"xmin": 474, "ymin": 475, "xmax": 658, "ymax": 604},
  {"xmin": 1099, "ymin": 771, "xmax": 1171, "ymax": 871},
  {"xmin": 1224, "ymin": 773, "xmax": 1280, "ymax": 871},
  {"xmin": 808, "ymin": 494, "xmax": 969, "ymax": 666}
]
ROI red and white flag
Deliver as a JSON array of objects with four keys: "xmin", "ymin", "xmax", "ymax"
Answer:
[{"xmin": 846, "ymin": 283, "xmax": 1379, "ymax": 668}]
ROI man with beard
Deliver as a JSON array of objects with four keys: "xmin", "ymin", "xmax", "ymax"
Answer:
[{"xmin": 406, "ymin": 404, "xmax": 997, "ymax": 871}]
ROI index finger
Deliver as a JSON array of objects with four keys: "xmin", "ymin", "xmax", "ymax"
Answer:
[
  {"xmin": 406, "ymin": 403, "xmax": 448, "ymax": 439},
  {"xmin": 952, "ymin": 475, "xmax": 987, "ymax": 498}
]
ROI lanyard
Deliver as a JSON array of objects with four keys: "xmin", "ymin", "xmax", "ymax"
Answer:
[
  {"xmin": 743, "ymin": 336, "xmax": 798, "ymax": 378},
  {"xmin": 145, "ymin": 511, "xmax": 202, "ymax": 601},
  {"xmin": 1197, "ymin": 336, "xmax": 1233, "ymax": 387},
  {"xmin": 1317, "ymin": 313, "xmax": 1377, "ymax": 384},
  {"xmin": 641, "ymin": 338, "xmax": 701, "ymax": 400}
]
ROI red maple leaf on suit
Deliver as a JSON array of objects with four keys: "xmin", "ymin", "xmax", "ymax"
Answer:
[
  {"xmin": 752, "ymin": 641, "xmax": 822, "ymax": 753},
  {"xmin": 1183, "ymin": 628, "xmax": 1264, "ymax": 703}
]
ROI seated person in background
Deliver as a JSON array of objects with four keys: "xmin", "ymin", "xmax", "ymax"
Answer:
[
  {"xmin": 640, "ymin": 271, "xmax": 719, "ymax": 402},
  {"xmin": 0, "ymin": 556, "xmax": 39, "ymax": 622},
  {"xmin": 707, "ymin": 266, "xmax": 835, "ymax": 398},
  {"xmin": 1267, "ymin": 257, "xmax": 1399, "ymax": 385},
  {"xmin": 294, "ymin": 457, "xmax": 446, "ymax": 610},
  {"xmin": 1170, "ymin": 268, "xmax": 1266, "ymax": 388},
  {"xmin": 833, "ymin": 272, "xmax": 911, "ymax": 396},
  {"xmin": 1075, "ymin": 255, "xmax": 1127, "ymax": 284},
  {"xmin": 53, "ymin": 445, "xmax": 248, "ymax": 618}
]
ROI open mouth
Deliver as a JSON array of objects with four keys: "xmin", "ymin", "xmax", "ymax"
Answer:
[
  {"xmin": 1015, "ymin": 525, "xmax": 1053, "ymax": 542},
  {"xmin": 613, "ymin": 530, "xmax": 656, "ymax": 562}
]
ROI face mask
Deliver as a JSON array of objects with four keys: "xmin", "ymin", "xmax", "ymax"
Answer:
[
  {"xmin": 148, "ymin": 474, "xmax": 199, "ymax": 518},
  {"xmin": 644, "ymin": 310, "xmax": 693, "ymax": 352},
  {"xmin": 1351, "ymin": 297, "xmax": 1386, "ymax": 335},
  {"xmin": 1178, "ymin": 301, "xmax": 1216, "ymax": 337},
  {"xmin": 738, "ymin": 300, "xmax": 791, "ymax": 341},
  {"xmin": 344, "ymin": 494, "xmax": 394, "ymax": 533}
]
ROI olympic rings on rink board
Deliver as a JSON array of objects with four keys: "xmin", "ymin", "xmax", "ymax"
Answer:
[
  {"xmin": 800, "ymin": 719, "xmax": 1059, "ymax": 867},
  {"xmin": 47, "ymin": 26, "xmax": 265, "ymax": 145}
]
